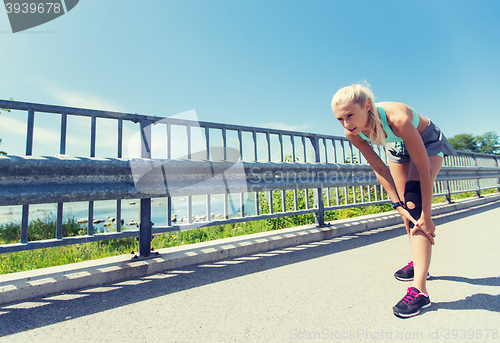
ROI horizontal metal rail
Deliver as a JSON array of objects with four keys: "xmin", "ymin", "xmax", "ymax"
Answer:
[
  {"xmin": 0, "ymin": 99, "xmax": 344, "ymax": 140},
  {"xmin": 0, "ymin": 156, "xmax": 381, "ymax": 205},
  {"xmin": 1, "ymin": 155, "xmax": 499, "ymax": 206}
]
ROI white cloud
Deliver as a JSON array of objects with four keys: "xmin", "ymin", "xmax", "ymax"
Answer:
[
  {"xmin": 0, "ymin": 114, "xmax": 27, "ymax": 137},
  {"xmin": 0, "ymin": 79, "xmax": 140, "ymax": 157},
  {"xmin": 1, "ymin": 114, "xmax": 87, "ymax": 150},
  {"xmin": 38, "ymin": 79, "xmax": 127, "ymax": 112},
  {"xmin": 255, "ymin": 122, "xmax": 311, "ymax": 132}
]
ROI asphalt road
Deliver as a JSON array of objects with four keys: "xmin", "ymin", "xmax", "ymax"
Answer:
[{"xmin": 1, "ymin": 201, "xmax": 499, "ymax": 343}]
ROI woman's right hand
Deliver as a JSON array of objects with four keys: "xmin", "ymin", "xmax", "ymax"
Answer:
[{"xmin": 395, "ymin": 206, "xmax": 419, "ymax": 232}]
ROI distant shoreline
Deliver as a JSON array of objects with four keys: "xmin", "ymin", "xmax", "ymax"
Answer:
[{"xmin": 0, "ymin": 195, "xmax": 257, "ymax": 231}]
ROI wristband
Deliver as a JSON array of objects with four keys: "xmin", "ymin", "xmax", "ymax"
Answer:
[{"xmin": 391, "ymin": 201, "xmax": 404, "ymax": 209}]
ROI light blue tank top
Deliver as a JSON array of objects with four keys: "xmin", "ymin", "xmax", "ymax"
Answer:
[{"xmin": 359, "ymin": 104, "xmax": 419, "ymax": 143}]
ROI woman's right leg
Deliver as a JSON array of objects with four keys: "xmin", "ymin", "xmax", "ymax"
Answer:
[
  {"xmin": 388, "ymin": 161, "xmax": 415, "ymax": 281},
  {"xmin": 388, "ymin": 161, "xmax": 410, "ymax": 230},
  {"xmin": 406, "ymin": 155, "xmax": 443, "ymax": 294}
]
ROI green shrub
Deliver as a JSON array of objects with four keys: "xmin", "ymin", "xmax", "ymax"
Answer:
[{"xmin": 0, "ymin": 218, "xmax": 83, "ymax": 244}]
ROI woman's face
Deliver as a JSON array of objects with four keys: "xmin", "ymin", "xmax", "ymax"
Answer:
[{"xmin": 333, "ymin": 100, "xmax": 370, "ymax": 135}]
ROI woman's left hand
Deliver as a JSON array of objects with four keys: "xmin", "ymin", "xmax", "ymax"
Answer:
[{"xmin": 411, "ymin": 216, "xmax": 436, "ymax": 245}]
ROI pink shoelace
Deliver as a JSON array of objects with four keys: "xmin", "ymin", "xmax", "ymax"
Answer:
[
  {"xmin": 402, "ymin": 261, "xmax": 414, "ymax": 270},
  {"xmin": 402, "ymin": 287, "xmax": 421, "ymax": 305}
]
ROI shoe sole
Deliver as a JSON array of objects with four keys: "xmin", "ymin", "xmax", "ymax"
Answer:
[
  {"xmin": 394, "ymin": 274, "xmax": 431, "ymax": 282},
  {"xmin": 393, "ymin": 302, "xmax": 432, "ymax": 318}
]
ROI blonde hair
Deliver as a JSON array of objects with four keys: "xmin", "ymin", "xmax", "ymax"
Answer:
[{"xmin": 331, "ymin": 83, "xmax": 386, "ymax": 146}]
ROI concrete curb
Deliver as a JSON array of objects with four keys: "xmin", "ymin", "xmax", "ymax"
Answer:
[{"xmin": 1, "ymin": 193, "xmax": 499, "ymax": 305}]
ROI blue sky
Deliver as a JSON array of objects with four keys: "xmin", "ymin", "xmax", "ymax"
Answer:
[{"xmin": 1, "ymin": 0, "xmax": 499, "ymax": 157}]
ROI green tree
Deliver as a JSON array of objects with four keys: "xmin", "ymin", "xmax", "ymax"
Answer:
[
  {"xmin": 448, "ymin": 133, "xmax": 478, "ymax": 152},
  {"xmin": 344, "ymin": 155, "xmax": 359, "ymax": 163},
  {"xmin": 448, "ymin": 131, "xmax": 500, "ymax": 155},
  {"xmin": 476, "ymin": 131, "xmax": 500, "ymax": 154}
]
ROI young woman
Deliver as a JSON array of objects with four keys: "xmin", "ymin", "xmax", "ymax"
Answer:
[{"xmin": 331, "ymin": 83, "xmax": 456, "ymax": 318}]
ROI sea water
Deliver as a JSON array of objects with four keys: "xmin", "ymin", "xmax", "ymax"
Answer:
[{"xmin": 0, "ymin": 193, "xmax": 258, "ymax": 233}]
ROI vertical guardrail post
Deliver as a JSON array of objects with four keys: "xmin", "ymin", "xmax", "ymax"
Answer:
[
  {"xmin": 278, "ymin": 134, "xmax": 283, "ymax": 162},
  {"xmin": 302, "ymin": 136, "xmax": 307, "ymax": 162},
  {"xmin": 443, "ymin": 156, "xmax": 452, "ymax": 203},
  {"xmin": 25, "ymin": 109, "xmax": 35, "ymax": 156},
  {"xmin": 139, "ymin": 120, "xmax": 153, "ymax": 256},
  {"xmin": 139, "ymin": 198, "xmax": 152, "ymax": 256},
  {"xmin": 56, "ymin": 203, "xmax": 63, "ymax": 240},
  {"xmin": 90, "ymin": 116, "xmax": 97, "ymax": 157},
  {"xmin": 252, "ymin": 131, "xmax": 260, "ymax": 215},
  {"xmin": 332, "ymin": 139, "xmax": 339, "ymax": 206},
  {"xmin": 238, "ymin": 130, "xmax": 246, "ymax": 217},
  {"xmin": 87, "ymin": 202, "xmax": 94, "ymax": 236},
  {"xmin": 60, "ymin": 113, "xmax": 67, "ymax": 154},
  {"xmin": 323, "ymin": 138, "xmax": 328, "ymax": 163},
  {"xmin": 223, "ymin": 129, "xmax": 230, "ymax": 218},
  {"xmin": 312, "ymin": 135, "xmax": 325, "ymax": 227},
  {"xmin": 496, "ymin": 156, "xmax": 500, "ymax": 192},
  {"xmin": 21, "ymin": 109, "xmax": 35, "ymax": 244},
  {"xmin": 56, "ymin": 113, "xmax": 67, "ymax": 240},
  {"xmin": 279, "ymin": 134, "xmax": 285, "ymax": 214},
  {"xmin": 116, "ymin": 119, "xmax": 123, "ymax": 233},
  {"xmin": 472, "ymin": 153, "xmax": 482, "ymax": 197},
  {"xmin": 291, "ymin": 135, "xmax": 298, "ymax": 212},
  {"xmin": 21, "ymin": 205, "xmax": 29, "ymax": 244},
  {"xmin": 266, "ymin": 132, "xmax": 273, "ymax": 214},
  {"xmin": 187, "ymin": 125, "xmax": 193, "ymax": 223},
  {"xmin": 116, "ymin": 200, "xmax": 122, "ymax": 233},
  {"xmin": 303, "ymin": 136, "xmax": 310, "ymax": 211},
  {"xmin": 117, "ymin": 119, "xmax": 123, "ymax": 158},
  {"xmin": 205, "ymin": 127, "xmax": 212, "ymax": 221},
  {"xmin": 349, "ymin": 141, "xmax": 354, "ymax": 163},
  {"xmin": 340, "ymin": 140, "xmax": 345, "ymax": 162},
  {"xmin": 167, "ymin": 123, "xmax": 172, "ymax": 159},
  {"xmin": 167, "ymin": 196, "xmax": 173, "ymax": 226},
  {"xmin": 88, "ymin": 116, "xmax": 97, "ymax": 236},
  {"xmin": 166, "ymin": 123, "xmax": 173, "ymax": 226}
]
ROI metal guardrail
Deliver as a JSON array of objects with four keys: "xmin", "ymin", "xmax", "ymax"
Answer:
[
  {"xmin": 2, "ymin": 156, "xmax": 500, "ymax": 204},
  {"xmin": 1, "ymin": 99, "xmax": 499, "ymax": 255}
]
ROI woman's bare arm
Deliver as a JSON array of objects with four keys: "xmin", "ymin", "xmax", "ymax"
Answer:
[
  {"xmin": 345, "ymin": 129, "xmax": 420, "ymax": 228},
  {"xmin": 384, "ymin": 103, "xmax": 435, "ymax": 244}
]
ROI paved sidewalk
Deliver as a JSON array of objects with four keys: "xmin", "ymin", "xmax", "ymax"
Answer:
[{"xmin": 0, "ymin": 197, "xmax": 499, "ymax": 342}]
